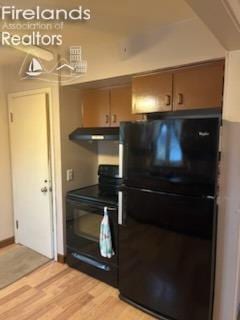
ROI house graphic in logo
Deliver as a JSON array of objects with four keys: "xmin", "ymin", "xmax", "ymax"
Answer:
[{"xmin": 56, "ymin": 64, "xmax": 75, "ymax": 72}]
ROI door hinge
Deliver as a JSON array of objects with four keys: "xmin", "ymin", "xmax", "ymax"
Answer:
[
  {"xmin": 10, "ymin": 112, "xmax": 14, "ymax": 123},
  {"xmin": 16, "ymin": 220, "xmax": 19, "ymax": 230}
]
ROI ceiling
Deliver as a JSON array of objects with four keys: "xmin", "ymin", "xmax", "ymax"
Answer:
[
  {"xmin": 0, "ymin": 0, "xmax": 196, "ymax": 66},
  {"xmin": 222, "ymin": 0, "xmax": 240, "ymax": 30},
  {"xmin": 186, "ymin": 0, "xmax": 240, "ymax": 49}
]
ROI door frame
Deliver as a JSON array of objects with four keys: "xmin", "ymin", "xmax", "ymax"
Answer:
[{"xmin": 8, "ymin": 88, "xmax": 57, "ymax": 259}]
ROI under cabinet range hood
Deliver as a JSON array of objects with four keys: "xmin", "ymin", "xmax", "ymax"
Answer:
[{"xmin": 69, "ymin": 127, "xmax": 119, "ymax": 141}]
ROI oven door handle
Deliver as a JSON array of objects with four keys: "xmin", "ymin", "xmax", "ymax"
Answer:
[{"xmin": 71, "ymin": 252, "xmax": 111, "ymax": 271}]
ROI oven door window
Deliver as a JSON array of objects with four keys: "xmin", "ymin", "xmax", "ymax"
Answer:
[
  {"xmin": 74, "ymin": 208, "xmax": 102, "ymax": 242},
  {"xmin": 66, "ymin": 200, "xmax": 117, "ymax": 263}
]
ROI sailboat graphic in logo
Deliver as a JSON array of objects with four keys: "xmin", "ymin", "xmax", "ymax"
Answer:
[{"xmin": 26, "ymin": 58, "xmax": 43, "ymax": 76}]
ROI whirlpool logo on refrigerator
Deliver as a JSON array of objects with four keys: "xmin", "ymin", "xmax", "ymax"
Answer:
[{"xmin": 198, "ymin": 132, "xmax": 210, "ymax": 137}]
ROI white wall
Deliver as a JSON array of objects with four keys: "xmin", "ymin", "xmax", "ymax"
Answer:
[
  {"xmin": 64, "ymin": 18, "xmax": 225, "ymax": 86},
  {"xmin": 98, "ymin": 142, "xmax": 119, "ymax": 166},
  {"xmin": 0, "ymin": 68, "xmax": 14, "ymax": 241},
  {"xmin": 214, "ymin": 50, "xmax": 240, "ymax": 320}
]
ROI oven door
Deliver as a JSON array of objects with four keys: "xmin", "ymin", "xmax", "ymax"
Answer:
[{"xmin": 66, "ymin": 198, "xmax": 118, "ymax": 266}]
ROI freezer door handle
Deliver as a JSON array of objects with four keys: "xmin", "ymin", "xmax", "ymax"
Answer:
[
  {"xmin": 118, "ymin": 191, "xmax": 127, "ymax": 225},
  {"xmin": 119, "ymin": 142, "xmax": 128, "ymax": 180}
]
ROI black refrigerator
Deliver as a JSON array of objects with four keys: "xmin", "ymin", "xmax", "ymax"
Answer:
[{"xmin": 118, "ymin": 117, "xmax": 220, "ymax": 320}]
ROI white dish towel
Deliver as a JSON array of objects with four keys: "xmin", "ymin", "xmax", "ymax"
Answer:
[{"xmin": 99, "ymin": 207, "xmax": 115, "ymax": 258}]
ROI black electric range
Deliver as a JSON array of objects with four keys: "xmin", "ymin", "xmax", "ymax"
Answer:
[
  {"xmin": 66, "ymin": 165, "xmax": 120, "ymax": 288},
  {"xmin": 67, "ymin": 184, "xmax": 118, "ymax": 206}
]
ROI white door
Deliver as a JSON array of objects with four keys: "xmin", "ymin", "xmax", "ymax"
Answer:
[{"xmin": 9, "ymin": 92, "xmax": 53, "ymax": 258}]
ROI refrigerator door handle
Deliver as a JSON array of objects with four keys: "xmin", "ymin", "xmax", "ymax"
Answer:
[
  {"xmin": 118, "ymin": 191, "xmax": 123, "ymax": 225},
  {"xmin": 119, "ymin": 143, "xmax": 124, "ymax": 179}
]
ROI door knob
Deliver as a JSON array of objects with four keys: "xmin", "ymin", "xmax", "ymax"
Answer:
[{"xmin": 41, "ymin": 187, "xmax": 48, "ymax": 193}]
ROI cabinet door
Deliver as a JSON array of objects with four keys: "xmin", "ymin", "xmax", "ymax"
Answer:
[
  {"xmin": 82, "ymin": 88, "xmax": 110, "ymax": 127},
  {"xmin": 110, "ymin": 86, "xmax": 136, "ymax": 127},
  {"xmin": 173, "ymin": 62, "xmax": 224, "ymax": 111},
  {"xmin": 132, "ymin": 72, "xmax": 173, "ymax": 114}
]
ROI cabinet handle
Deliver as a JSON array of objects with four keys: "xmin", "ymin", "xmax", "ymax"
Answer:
[
  {"xmin": 165, "ymin": 95, "xmax": 171, "ymax": 106},
  {"xmin": 105, "ymin": 114, "xmax": 109, "ymax": 124},
  {"xmin": 112, "ymin": 114, "xmax": 117, "ymax": 124},
  {"xmin": 177, "ymin": 93, "xmax": 184, "ymax": 105}
]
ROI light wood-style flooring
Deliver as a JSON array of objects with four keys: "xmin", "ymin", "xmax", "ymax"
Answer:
[{"xmin": 0, "ymin": 247, "xmax": 155, "ymax": 320}]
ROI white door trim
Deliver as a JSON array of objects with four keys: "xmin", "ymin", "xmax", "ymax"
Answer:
[{"xmin": 8, "ymin": 88, "xmax": 58, "ymax": 260}]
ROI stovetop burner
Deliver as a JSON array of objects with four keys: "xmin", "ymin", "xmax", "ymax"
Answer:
[{"xmin": 67, "ymin": 184, "xmax": 118, "ymax": 206}]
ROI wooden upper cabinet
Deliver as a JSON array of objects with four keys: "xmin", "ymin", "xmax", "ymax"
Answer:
[
  {"xmin": 110, "ymin": 85, "xmax": 135, "ymax": 127},
  {"xmin": 173, "ymin": 61, "xmax": 224, "ymax": 111},
  {"xmin": 82, "ymin": 88, "xmax": 110, "ymax": 127},
  {"xmin": 82, "ymin": 85, "xmax": 136, "ymax": 128},
  {"xmin": 81, "ymin": 60, "xmax": 224, "ymax": 127},
  {"xmin": 132, "ymin": 72, "xmax": 173, "ymax": 114}
]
